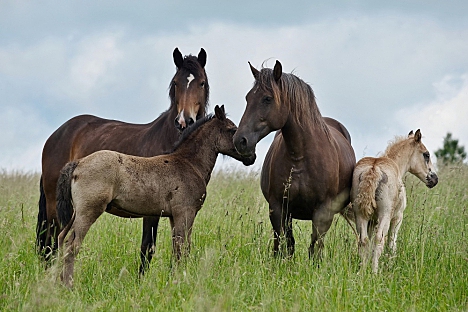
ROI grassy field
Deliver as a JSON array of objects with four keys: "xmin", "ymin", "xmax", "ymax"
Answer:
[{"xmin": 0, "ymin": 166, "xmax": 467, "ymax": 311}]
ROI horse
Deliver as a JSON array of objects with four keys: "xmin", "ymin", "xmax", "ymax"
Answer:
[
  {"xmin": 351, "ymin": 129, "xmax": 438, "ymax": 273},
  {"xmin": 56, "ymin": 105, "xmax": 256, "ymax": 288},
  {"xmin": 37, "ymin": 47, "xmax": 209, "ymax": 274},
  {"xmin": 233, "ymin": 60, "xmax": 356, "ymax": 259}
]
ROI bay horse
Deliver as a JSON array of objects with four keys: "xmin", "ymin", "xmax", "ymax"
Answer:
[
  {"xmin": 233, "ymin": 60, "xmax": 356, "ymax": 259},
  {"xmin": 351, "ymin": 129, "xmax": 438, "ymax": 272},
  {"xmin": 37, "ymin": 48, "xmax": 209, "ymax": 274},
  {"xmin": 57, "ymin": 105, "xmax": 256, "ymax": 288}
]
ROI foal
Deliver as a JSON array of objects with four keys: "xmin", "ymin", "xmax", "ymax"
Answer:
[
  {"xmin": 351, "ymin": 129, "xmax": 438, "ymax": 273},
  {"xmin": 56, "ymin": 105, "xmax": 255, "ymax": 288}
]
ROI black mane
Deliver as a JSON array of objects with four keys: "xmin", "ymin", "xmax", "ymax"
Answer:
[{"xmin": 170, "ymin": 113, "xmax": 215, "ymax": 153}]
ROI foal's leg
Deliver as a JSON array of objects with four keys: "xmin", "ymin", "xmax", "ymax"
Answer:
[
  {"xmin": 61, "ymin": 207, "xmax": 104, "ymax": 288},
  {"xmin": 354, "ymin": 209, "xmax": 370, "ymax": 265},
  {"xmin": 388, "ymin": 187, "xmax": 406, "ymax": 254},
  {"xmin": 372, "ymin": 211, "xmax": 391, "ymax": 273},
  {"xmin": 139, "ymin": 216, "xmax": 161, "ymax": 275},
  {"xmin": 388, "ymin": 212, "xmax": 403, "ymax": 255},
  {"xmin": 170, "ymin": 208, "xmax": 197, "ymax": 261}
]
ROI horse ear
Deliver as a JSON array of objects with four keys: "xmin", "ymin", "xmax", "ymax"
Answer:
[
  {"xmin": 408, "ymin": 130, "xmax": 414, "ymax": 137},
  {"xmin": 414, "ymin": 129, "xmax": 422, "ymax": 142},
  {"xmin": 273, "ymin": 60, "xmax": 282, "ymax": 82},
  {"xmin": 249, "ymin": 62, "xmax": 260, "ymax": 80},
  {"xmin": 198, "ymin": 48, "xmax": 207, "ymax": 68},
  {"xmin": 214, "ymin": 105, "xmax": 226, "ymax": 120},
  {"xmin": 173, "ymin": 47, "xmax": 184, "ymax": 69}
]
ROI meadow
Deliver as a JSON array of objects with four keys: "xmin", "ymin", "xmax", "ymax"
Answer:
[{"xmin": 0, "ymin": 166, "xmax": 467, "ymax": 311}]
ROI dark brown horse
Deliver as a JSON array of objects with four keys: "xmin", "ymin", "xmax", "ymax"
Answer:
[
  {"xmin": 37, "ymin": 48, "xmax": 209, "ymax": 274},
  {"xmin": 233, "ymin": 61, "xmax": 356, "ymax": 258},
  {"xmin": 57, "ymin": 105, "xmax": 255, "ymax": 288}
]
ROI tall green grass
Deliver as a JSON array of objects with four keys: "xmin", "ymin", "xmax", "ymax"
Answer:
[{"xmin": 0, "ymin": 166, "xmax": 467, "ymax": 311}]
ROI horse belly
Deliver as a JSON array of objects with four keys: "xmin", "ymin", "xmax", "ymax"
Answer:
[{"xmin": 109, "ymin": 196, "xmax": 171, "ymax": 217}]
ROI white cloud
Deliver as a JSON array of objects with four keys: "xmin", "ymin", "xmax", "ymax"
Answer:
[
  {"xmin": 0, "ymin": 12, "xmax": 467, "ymax": 171},
  {"xmin": 67, "ymin": 33, "xmax": 124, "ymax": 100},
  {"xmin": 396, "ymin": 74, "xmax": 468, "ymax": 157}
]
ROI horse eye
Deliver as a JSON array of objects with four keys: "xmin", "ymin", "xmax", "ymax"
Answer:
[
  {"xmin": 200, "ymin": 81, "xmax": 205, "ymax": 87},
  {"xmin": 423, "ymin": 152, "xmax": 430, "ymax": 163},
  {"xmin": 172, "ymin": 81, "xmax": 177, "ymax": 87},
  {"xmin": 262, "ymin": 96, "xmax": 272, "ymax": 104}
]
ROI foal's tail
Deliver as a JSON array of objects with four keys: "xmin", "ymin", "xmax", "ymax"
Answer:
[
  {"xmin": 56, "ymin": 161, "xmax": 78, "ymax": 228},
  {"xmin": 36, "ymin": 176, "xmax": 48, "ymax": 254},
  {"xmin": 355, "ymin": 166, "xmax": 381, "ymax": 219}
]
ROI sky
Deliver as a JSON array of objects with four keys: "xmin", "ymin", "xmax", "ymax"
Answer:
[{"xmin": 1, "ymin": 1, "xmax": 467, "ymax": 172}]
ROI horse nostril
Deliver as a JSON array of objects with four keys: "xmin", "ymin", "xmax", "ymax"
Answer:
[
  {"xmin": 188, "ymin": 118, "xmax": 195, "ymax": 126},
  {"xmin": 240, "ymin": 137, "xmax": 247, "ymax": 148}
]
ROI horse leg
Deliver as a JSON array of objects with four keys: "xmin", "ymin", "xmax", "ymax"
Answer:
[
  {"xmin": 285, "ymin": 212, "xmax": 295, "ymax": 257},
  {"xmin": 309, "ymin": 205, "xmax": 334, "ymax": 261},
  {"xmin": 61, "ymin": 207, "xmax": 103, "ymax": 288},
  {"xmin": 139, "ymin": 216, "xmax": 161, "ymax": 275},
  {"xmin": 170, "ymin": 208, "xmax": 197, "ymax": 261},
  {"xmin": 354, "ymin": 210, "xmax": 370, "ymax": 266},
  {"xmin": 388, "ymin": 187, "xmax": 406, "ymax": 254},
  {"xmin": 371, "ymin": 212, "xmax": 391, "ymax": 273},
  {"xmin": 44, "ymin": 198, "xmax": 59, "ymax": 262},
  {"xmin": 268, "ymin": 201, "xmax": 286, "ymax": 257}
]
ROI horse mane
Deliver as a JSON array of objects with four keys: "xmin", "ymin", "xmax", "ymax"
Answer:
[
  {"xmin": 169, "ymin": 54, "xmax": 210, "ymax": 114},
  {"xmin": 257, "ymin": 67, "xmax": 330, "ymax": 137},
  {"xmin": 383, "ymin": 135, "xmax": 413, "ymax": 159},
  {"xmin": 170, "ymin": 113, "xmax": 215, "ymax": 152}
]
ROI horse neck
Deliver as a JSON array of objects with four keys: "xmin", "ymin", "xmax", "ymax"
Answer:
[
  {"xmin": 172, "ymin": 125, "xmax": 219, "ymax": 183},
  {"xmin": 385, "ymin": 141, "xmax": 413, "ymax": 176},
  {"xmin": 144, "ymin": 109, "xmax": 180, "ymax": 153},
  {"xmin": 280, "ymin": 107, "xmax": 329, "ymax": 160}
]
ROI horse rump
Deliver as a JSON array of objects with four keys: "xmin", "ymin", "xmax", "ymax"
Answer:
[{"xmin": 354, "ymin": 166, "xmax": 382, "ymax": 219}]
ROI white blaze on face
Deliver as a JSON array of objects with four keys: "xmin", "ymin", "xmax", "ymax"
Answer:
[
  {"xmin": 177, "ymin": 109, "xmax": 186, "ymax": 128},
  {"xmin": 187, "ymin": 74, "xmax": 195, "ymax": 89}
]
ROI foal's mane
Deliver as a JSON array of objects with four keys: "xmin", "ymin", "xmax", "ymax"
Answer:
[
  {"xmin": 383, "ymin": 135, "xmax": 415, "ymax": 159},
  {"xmin": 169, "ymin": 54, "xmax": 210, "ymax": 113},
  {"xmin": 170, "ymin": 113, "xmax": 215, "ymax": 152},
  {"xmin": 257, "ymin": 67, "xmax": 329, "ymax": 136}
]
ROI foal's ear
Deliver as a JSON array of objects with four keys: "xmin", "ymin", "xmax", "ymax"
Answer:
[
  {"xmin": 273, "ymin": 60, "xmax": 282, "ymax": 82},
  {"xmin": 198, "ymin": 48, "xmax": 207, "ymax": 68},
  {"xmin": 214, "ymin": 105, "xmax": 226, "ymax": 121},
  {"xmin": 408, "ymin": 130, "xmax": 414, "ymax": 137},
  {"xmin": 414, "ymin": 129, "xmax": 422, "ymax": 142},
  {"xmin": 249, "ymin": 62, "xmax": 260, "ymax": 80},
  {"xmin": 173, "ymin": 47, "xmax": 184, "ymax": 69}
]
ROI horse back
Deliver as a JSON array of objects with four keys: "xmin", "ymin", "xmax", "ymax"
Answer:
[
  {"xmin": 41, "ymin": 113, "xmax": 176, "ymax": 214},
  {"xmin": 323, "ymin": 117, "xmax": 352, "ymax": 144}
]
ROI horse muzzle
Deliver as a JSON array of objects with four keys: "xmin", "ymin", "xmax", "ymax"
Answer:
[
  {"xmin": 241, "ymin": 153, "xmax": 257, "ymax": 166},
  {"xmin": 233, "ymin": 133, "xmax": 258, "ymax": 158},
  {"xmin": 426, "ymin": 172, "xmax": 439, "ymax": 188}
]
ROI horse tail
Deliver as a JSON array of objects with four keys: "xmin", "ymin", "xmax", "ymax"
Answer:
[
  {"xmin": 355, "ymin": 166, "xmax": 381, "ymax": 219},
  {"xmin": 36, "ymin": 176, "xmax": 48, "ymax": 254},
  {"xmin": 56, "ymin": 161, "xmax": 78, "ymax": 228}
]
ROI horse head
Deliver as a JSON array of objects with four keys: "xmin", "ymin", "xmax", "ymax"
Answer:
[
  {"xmin": 233, "ymin": 61, "xmax": 289, "ymax": 157},
  {"xmin": 408, "ymin": 129, "xmax": 439, "ymax": 188},
  {"xmin": 214, "ymin": 105, "xmax": 256, "ymax": 166},
  {"xmin": 171, "ymin": 47, "xmax": 209, "ymax": 132}
]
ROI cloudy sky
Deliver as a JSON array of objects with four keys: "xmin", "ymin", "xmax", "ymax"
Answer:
[{"xmin": 1, "ymin": 1, "xmax": 467, "ymax": 172}]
